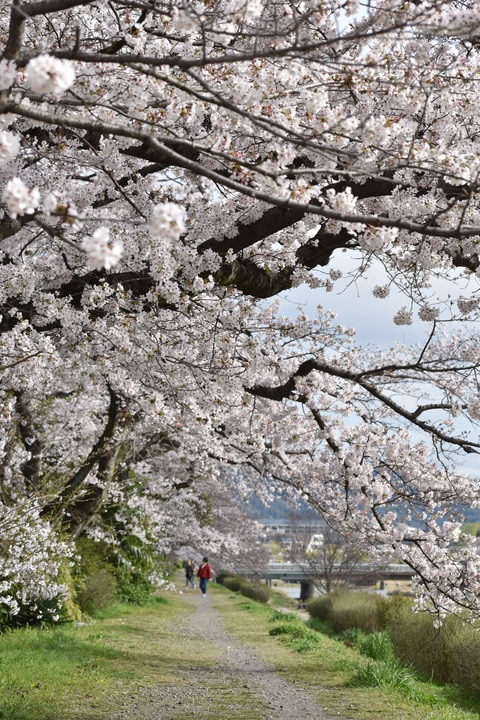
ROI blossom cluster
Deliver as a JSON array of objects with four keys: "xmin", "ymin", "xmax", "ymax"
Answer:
[
  {"xmin": 81, "ymin": 226, "xmax": 123, "ymax": 270},
  {"xmin": 1, "ymin": 0, "xmax": 480, "ymax": 625}
]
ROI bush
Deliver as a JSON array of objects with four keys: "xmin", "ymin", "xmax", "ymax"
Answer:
[
  {"xmin": 222, "ymin": 576, "xmax": 246, "ymax": 592},
  {"xmin": 378, "ymin": 594, "xmax": 413, "ymax": 627},
  {"xmin": 269, "ymin": 622, "xmax": 303, "ymax": 637},
  {"xmin": 220, "ymin": 575, "xmax": 270, "ymax": 603},
  {"xmin": 241, "ymin": 583, "xmax": 270, "ymax": 604},
  {"xmin": 340, "ymin": 627, "xmax": 364, "ymax": 644},
  {"xmin": 307, "ymin": 593, "xmax": 335, "ymax": 621},
  {"xmin": 77, "ymin": 569, "xmax": 117, "ymax": 614},
  {"xmin": 306, "ymin": 617, "xmax": 336, "ymax": 636},
  {"xmin": 270, "ymin": 610, "xmax": 298, "ymax": 623},
  {"xmin": 444, "ymin": 624, "xmax": 480, "ymax": 695},
  {"xmin": 390, "ymin": 609, "xmax": 459, "ymax": 683},
  {"xmin": 329, "ymin": 592, "xmax": 384, "ymax": 634},
  {"xmin": 215, "ymin": 569, "xmax": 235, "ymax": 585},
  {"xmin": 115, "ymin": 570, "xmax": 153, "ymax": 605}
]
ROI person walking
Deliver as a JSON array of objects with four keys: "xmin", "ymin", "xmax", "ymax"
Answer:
[
  {"xmin": 185, "ymin": 560, "xmax": 195, "ymax": 589},
  {"xmin": 197, "ymin": 557, "xmax": 213, "ymax": 596}
]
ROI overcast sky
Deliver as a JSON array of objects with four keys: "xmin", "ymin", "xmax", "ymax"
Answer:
[{"xmin": 279, "ymin": 248, "xmax": 480, "ymax": 477}]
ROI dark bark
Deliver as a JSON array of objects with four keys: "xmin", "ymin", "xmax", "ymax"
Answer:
[{"xmin": 15, "ymin": 391, "xmax": 43, "ymax": 493}]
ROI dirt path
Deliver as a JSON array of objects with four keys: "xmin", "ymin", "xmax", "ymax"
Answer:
[{"xmin": 109, "ymin": 591, "xmax": 333, "ymax": 720}]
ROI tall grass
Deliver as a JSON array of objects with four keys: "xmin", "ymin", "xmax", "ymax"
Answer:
[
  {"xmin": 348, "ymin": 658, "xmax": 417, "ymax": 694},
  {"xmin": 307, "ymin": 589, "xmax": 480, "ymax": 698},
  {"xmin": 356, "ymin": 630, "xmax": 395, "ymax": 662},
  {"xmin": 217, "ymin": 573, "xmax": 270, "ymax": 603}
]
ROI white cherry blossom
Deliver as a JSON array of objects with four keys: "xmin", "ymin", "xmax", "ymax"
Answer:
[
  {"xmin": 2, "ymin": 177, "xmax": 40, "ymax": 218},
  {"xmin": 81, "ymin": 226, "xmax": 123, "ymax": 270},
  {"xmin": 26, "ymin": 55, "xmax": 75, "ymax": 95}
]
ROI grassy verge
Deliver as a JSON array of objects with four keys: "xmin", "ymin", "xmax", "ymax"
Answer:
[
  {"xmin": 0, "ymin": 593, "xmax": 220, "ymax": 720},
  {"xmin": 3, "ymin": 583, "xmax": 480, "ymax": 720},
  {"xmin": 212, "ymin": 586, "xmax": 480, "ymax": 720}
]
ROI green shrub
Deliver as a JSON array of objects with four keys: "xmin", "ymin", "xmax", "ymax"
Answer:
[
  {"xmin": 306, "ymin": 617, "xmax": 336, "ymax": 636},
  {"xmin": 378, "ymin": 594, "xmax": 413, "ymax": 627},
  {"xmin": 241, "ymin": 583, "xmax": 270, "ymax": 604},
  {"xmin": 448, "ymin": 624, "xmax": 480, "ymax": 695},
  {"xmin": 77, "ymin": 569, "xmax": 117, "ymax": 614},
  {"xmin": 340, "ymin": 627, "xmax": 364, "ymax": 644},
  {"xmin": 115, "ymin": 570, "xmax": 153, "ymax": 605},
  {"xmin": 223, "ymin": 575, "xmax": 246, "ymax": 592},
  {"xmin": 216, "ymin": 569, "xmax": 235, "ymax": 585},
  {"xmin": 307, "ymin": 593, "xmax": 334, "ymax": 621},
  {"xmin": 269, "ymin": 622, "xmax": 305, "ymax": 637},
  {"xmin": 329, "ymin": 592, "xmax": 384, "ymax": 634},
  {"xmin": 390, "ymin": 609, "xmax": 459, "ymax": 683},
  {"xmin": 220, "ymin": 575, "xmax": 270, "ymax": 603}
]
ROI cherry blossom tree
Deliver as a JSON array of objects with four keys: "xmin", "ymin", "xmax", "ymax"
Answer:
[{"xmin": 2, "ymin": 0, "xmax": 480, "ymax": 621}]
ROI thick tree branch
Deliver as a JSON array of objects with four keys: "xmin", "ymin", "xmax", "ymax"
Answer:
[{"xmin": 247, "ymin": 358, "xmax": 480, "ymax": 453}]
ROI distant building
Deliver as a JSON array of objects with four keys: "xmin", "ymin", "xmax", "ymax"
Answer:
[{"xmin": 306, "ymin": 533, "xmax": 324, "ymax": 554}]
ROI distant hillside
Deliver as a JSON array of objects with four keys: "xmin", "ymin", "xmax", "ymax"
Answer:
[
  {"xmin": 461, "ymin": 507, "xmax": 480, "ymax": 523},
  {"xmin": 243, "ymin": 494, "xmax": 321, "ymax": 523},
  {"xmin": 242, "ymin": 493, "xmax": 480, "ymax": 527}
]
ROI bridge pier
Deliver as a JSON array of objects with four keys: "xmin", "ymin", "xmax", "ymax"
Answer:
[{"xmin": 299, "ymin": 580, "xmax": 313, "ymax": 603}]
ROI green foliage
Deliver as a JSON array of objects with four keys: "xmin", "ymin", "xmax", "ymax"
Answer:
[
  {"xmin": 306, "ymin": 617, "xmax": 336, "ymax": 637},
  {"xmin": 306, "ymin": 589, "xmax": 480, "ymax": 700},
  {"xmin": 449, "ymin": 625, "xmax": 480, "ymax": 695},
  {"xmin": 77, "ymin": 568, "xmax": 117, "ymax": 614},
  {"xmin": 329, "ymin": 592, "xmax": 384, "ymax": 633},
  {"xmin": 222, "ymin": 575, "xmax": 246, "ymax": 592},
  {"xmin": 307, "ymin": 591, "xmax": 412, "ymax": 635},
  {"xmin": 72, "ymin": 535, "xmax": 164, "ymax": 613},
  {"xmin": 58, "ymin": 562, "xmax": 83, "ymax": 623},
  {"xmin": 269, "ymin": 610, "xmax": 298, "ymax": 623},
  {"xmin": 306, "ymin": 593, "xmax": 334, "ymax": 621},
  {"xmin": 115, "ymin": 570, "xmax": 153, "ymax": 606},
  {"xmin": 268, "ymin": 619, "xmax": 321, "ymax": 652},
  {"xmin": 378, "ymin": 594, "xmax": 413, "ymax": 627},
  {"xmin": 269, "ymin": 622, "xmax": 303, "ymax": 637},
  {"xmin": 240, "ymin": 583, "xmax": 270, "ymax": 604},
  {"xmin": 215, "ymin": 569, "xmax": 235, "ymax": 584},
  {"xmin": 356, "ymin": 630, "xmax": 396, "ymax": 662},
  {"xmin": 461, "ymin": 522, "xmax": 480, "ymax": 536},
  {"xmin": 219, "ymin": 573, "xmax": 270, "ymax": 603},
  {"xmin": 339, "ymin": 626, "xmax": 363, "ymax": 644},
  {"xmin": 390, "ymin": 609, "xmax": 460, "ymax": 684},
  {"xmin": 390, "ymin": 608, "xmax": 480, "ymax": 695},
  {"xmin": 348, "ymin": 658, "xmax": 417, "ymax": 694}
]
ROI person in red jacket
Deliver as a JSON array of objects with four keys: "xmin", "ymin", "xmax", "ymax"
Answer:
[{"xmin": 197, "ymin": 557, "xmax": 213, "ymax": 596}]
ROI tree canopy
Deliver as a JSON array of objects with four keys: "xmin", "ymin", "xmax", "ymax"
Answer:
[{"xmin": 2, "ymin": 0, "xmax": 480, "ymax": 621}]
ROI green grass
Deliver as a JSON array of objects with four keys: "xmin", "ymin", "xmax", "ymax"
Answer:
[
  {"xmin": 462, "ymin": 522, "xmax": 480, "ymax": 536},
  {"xmin": 213, "ymin": 591, "xmax": 480, "ymax": 720},
  {"xmin": 0, "ymin": 593, "xmax": 218, "ymax": 720},
  {"xmin": 2, "ymin": 584, "xmax": 480, "ymax": 720}
]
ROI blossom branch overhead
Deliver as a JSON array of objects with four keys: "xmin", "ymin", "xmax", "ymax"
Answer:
[{"xmin": 2, "ymin": 0, "xmax": 480, "ymax": 621}]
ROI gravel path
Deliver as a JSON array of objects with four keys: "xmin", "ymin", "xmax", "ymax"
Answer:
[{"xmin": 110, "ymin": 592, "xmax": 333, "ymax": 720}]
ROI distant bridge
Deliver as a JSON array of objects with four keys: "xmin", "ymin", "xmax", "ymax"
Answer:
[
  {"xmin": 239, "ymin": 562, "xmax": 414, "ymax": 601},
  {"xmin": 257, "ymin": 562, "xmax": 414, "ymax": 583}
]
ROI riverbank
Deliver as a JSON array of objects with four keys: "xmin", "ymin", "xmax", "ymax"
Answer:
[{"xmin": 1, "ymin": 585, "xmax": 479, "ymax": 720}]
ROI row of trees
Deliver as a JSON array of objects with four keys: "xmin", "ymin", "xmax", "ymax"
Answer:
[{"xmin": 1, "ymin": 0, "xmax": 480, "ymax": 623}]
